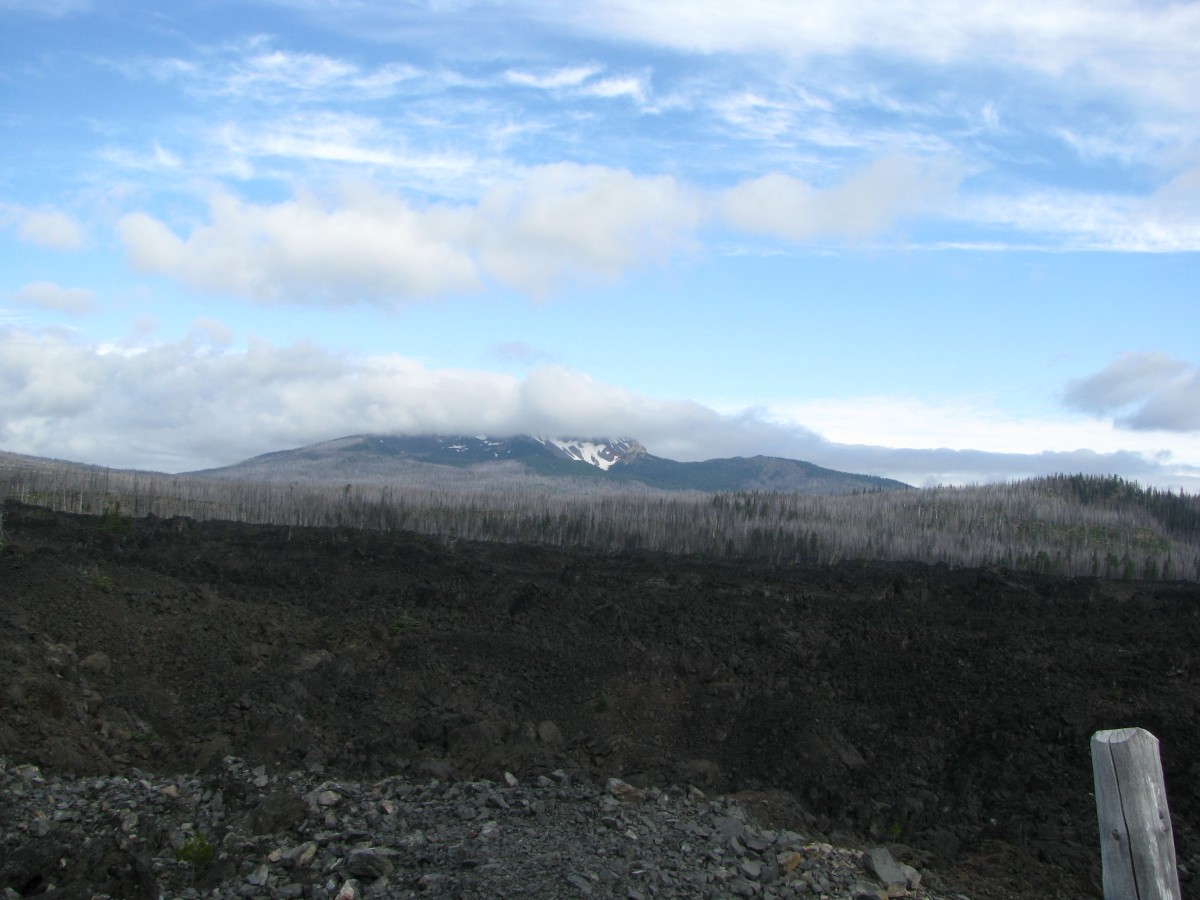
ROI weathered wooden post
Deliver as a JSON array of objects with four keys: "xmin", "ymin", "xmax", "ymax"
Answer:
[{"xmin": 1091, "ymin": 727, "xmax": 1181, "ymax": 899}]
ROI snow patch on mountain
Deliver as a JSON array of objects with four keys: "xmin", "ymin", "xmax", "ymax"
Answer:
[{"xmin": 533, "ymin": 437, "xmax": 645, "ymax": 471}]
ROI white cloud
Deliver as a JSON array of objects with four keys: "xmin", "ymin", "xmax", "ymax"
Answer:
[
  {"xmin": 228, "ymin": 47, "xmax": 357, "ymax": 94},
  {"xmin": 580, "ymin": 76, "xmax": 647, "ymax": 103},
  {"xmin": 964, "ymin": 163, "xmax": 1200, "ymax": 251},
  {"xmin": 196, "ymin": 111, "xmax": 520, "ymax": 198},
  {"xmin": 118, "ymin": 187, "xmax": 481, "ymax": 304},
  {"xmin": 14, "ymin": 281, "xmax": 97, "ymax": 315},
  {"xmin": 216, "ymin": 48, "xmax": 421, "ymax": 101},
  {"xmin": 504, "ymin": 65, "xmax": 649, "ymax": 107},
  {"xmin": 4, "ymin": 206, "xmax": 86, "ymax": 250},
  {"xmin": 0, "ymin": 327, "xmax": 759, "ymax": 470},
  {"xmin": 472, "ymin": 163, "xmax": 703, "ymax": 295},
  {"xmin": 722, "ymin": 156, "xmax": 960, "ymax": 242},
  {"xmin": 1, "ymin": 326, "xmax": 1195, "ymax": 490},
  {"xmin": 505, "ymin": 66, "xmax": 602, "ymax": 89},
  {"xmin": 980, "ymin": 101, "xmax": 1001, "ymax": 131},
  {"xmin": 765, "ymin": 392, "xmax": 1200, "ymax": 456},
  {"xmin": 216, "ymin": 112, "xmax": 480, "ymax": 179},
  {"xmin": 99, "ymin": 142, "xmax": 182, "ymax": 171},
  {"xmin": 122, "ymin": 39, "xmax": 422, "ymax": 103},
  {"xmin": 712, "ymin": 92, "xmax": 812, "ymax": 142},
  {"xmin": 760, "ymin": 393, "xmax": 1200, "ymax": 489},
  {"xmin": 115, "ymin": 157, "xmax": 971, "ymax": 304},
  {"xmin": 0, "ymin": 326, "xmax": 822, "ymax": 471},
  {"xmin": 84, "ymin": 5, "xmax": 1198, "ymax": 258},
  {"xmin": 116, "ymin": 165, "xmax": 704, "ymax": 302},
  {"xmin": 1065, "ymin": 352, "xmax": 1200, "ymax": 433},
  {"xmin": 0, "ymin": 328, "xmax": 101, "ymax": 420},
  {"xmin": 555, "ymin": 0, "xmax": 1200, "ymax": 111},
  {"xmin": 185, "ymin": 317, "xmax": 234, "ymax": 350}
]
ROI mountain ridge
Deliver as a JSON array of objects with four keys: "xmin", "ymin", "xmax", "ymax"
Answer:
[{"xmin": 185, "ymin": 433, "xmax": 911, "ymax": 494}]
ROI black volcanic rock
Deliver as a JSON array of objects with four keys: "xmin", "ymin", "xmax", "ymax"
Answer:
[{"xmin": 5, "ymin": 504, "xmax": 1196, "ymax": 898}]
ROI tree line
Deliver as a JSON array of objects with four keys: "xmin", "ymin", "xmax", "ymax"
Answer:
[{"xmin": 1, "ymin": 461, "xmax": 1197, "ymax": 581}]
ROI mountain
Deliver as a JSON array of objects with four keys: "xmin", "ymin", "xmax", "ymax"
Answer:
[{"xmin": 185, "ymin": 434, "xmax": 910, "ymax": 494}]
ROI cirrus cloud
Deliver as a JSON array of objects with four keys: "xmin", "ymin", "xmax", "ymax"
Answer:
[{"xmin": 554, "ymin": 0, "xmax": 1200, "ymax": 111}]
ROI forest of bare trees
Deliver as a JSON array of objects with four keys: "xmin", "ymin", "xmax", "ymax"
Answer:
[{"xmin": 2, "ymin": 456, "xmax": 1197, "ymax": 581}]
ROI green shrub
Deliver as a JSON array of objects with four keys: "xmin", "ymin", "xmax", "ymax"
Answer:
[
  {"xmin": 176, "ymin": 833, "xmax": 214, "ymax": 865},
  {"xmin": 98, "ymin": 503, "xmax": 134, "ymax": 536},
  {"xmin": 389, "ymin": 613, "xmax": 422, "ymax": 635}
]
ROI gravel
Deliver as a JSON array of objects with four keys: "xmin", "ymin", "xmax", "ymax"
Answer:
[{"xmin": 1, "ymin": 756, "xmax": 966, "ymax": 899}]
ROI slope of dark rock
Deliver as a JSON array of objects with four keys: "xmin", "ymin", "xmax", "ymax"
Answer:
[{"xmin": 2, "ymin": 502, "xmax": 1198, "ymax": 898}]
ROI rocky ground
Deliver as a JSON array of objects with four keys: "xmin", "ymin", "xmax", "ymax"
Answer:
[
  {"xmin": 1, "ymin": 501, "xmax": 1199, "ymax": 898},
  {"xmin": 1, "ymin": 755, "xmax": 949, "ymax": 899}
]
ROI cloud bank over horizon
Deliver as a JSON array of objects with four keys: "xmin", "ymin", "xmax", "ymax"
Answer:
[{"xmin": 1, "ymin": 326, "xmax": 1195, "ymax": 491}]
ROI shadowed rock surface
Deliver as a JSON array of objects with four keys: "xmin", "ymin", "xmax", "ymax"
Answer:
[{"xmin": 2, "ymin": 502, "xmax": 1199, "ymax": 898}]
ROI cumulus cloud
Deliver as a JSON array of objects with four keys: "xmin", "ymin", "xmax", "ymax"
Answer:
[
  {"xmin": 2, "ymin": 206, "xmax": 86, "ymax": 250},
  {"xmin": 0, "ymin": 326, "xmax": 1193, "ymax": 489},
  {"xmin": 1065, "ymin": 352, "xmax": 1200, "ymax": 432},
  {"xmin": 722, "ymin": 156, "xmax": 959, "ymax": 242},
  {"xmin": 185, "ymin": 317, "xmax": 234, "ymax": 349},
  {"xmin": 118, "ymin": 187, "xmax": 480, "ymax": 304},
  {"xmin": 14, "ymin": 281, "xmax": 97, "ymax": 315},
  {"xmin": 473, "ymin": 163, "xmax": 703, "ymax": 295},
  {"xmin": 117, "ymin": 165, "xmax": 705, "ymax": 302},
  {"xmin": 116, "ymin": 157, "xmax": 960, "ymax": 304},
  {"xmin": 0, "ymin": 325, "xmax": 789, "ymax": 470},
  {"xmin": 0, "ymin": 327, "xmax": 740, "ymax": 470}
]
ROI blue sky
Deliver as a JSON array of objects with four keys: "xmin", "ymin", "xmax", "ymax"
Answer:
[{"xmin": 1, "ymin": 0, "xmax": 1198, "ymax": 488}]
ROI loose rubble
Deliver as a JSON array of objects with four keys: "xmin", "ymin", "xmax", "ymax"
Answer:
[{"xmin": 0, "ymin": 757, "xmax": 966, "ymax": 899}]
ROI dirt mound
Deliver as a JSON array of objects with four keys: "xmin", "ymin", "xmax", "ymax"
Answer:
[{"xmin": 2, "ymin": 502, "xmax": 1199, "ymax": 898}]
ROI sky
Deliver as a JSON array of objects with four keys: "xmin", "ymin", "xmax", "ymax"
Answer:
[{"xmin": 1, "ymin": 0, "xmax": 1198, "ymax": 489}]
